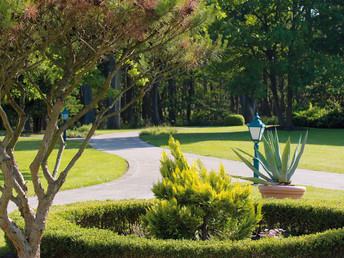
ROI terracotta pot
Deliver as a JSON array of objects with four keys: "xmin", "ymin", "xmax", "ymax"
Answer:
[{"xmin": 258, "ymin": 185, "xmax": 306, "ymax": 199}]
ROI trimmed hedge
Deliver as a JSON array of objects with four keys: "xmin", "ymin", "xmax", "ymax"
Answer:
[
  {"xmin": 293, "ymin": 106, "xmax": 344, "ymax": 128},
  {"xmin": 8, "ymin": 199, "xmax": 344, "ymax": 257},
  {"xmin": 223, "ymin": 114, "xmax": 245, "ymax": 126},
  {"xmin": 190, "ymin": 110, "xmax": 245, "ymax": 126}
]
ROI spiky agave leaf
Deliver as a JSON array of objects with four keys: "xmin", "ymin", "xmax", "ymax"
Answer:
[
  {"xmin": 263, "ymin": 139, "xmax": 281, "ymax": 179},
  {"xmin": 280, "ymin": 137, "xmax": 291, "ymax": 183},
  {"xmin": 272, "ymin": 129, "xmax": 282, "ymax": 171},
  {"xmin": 287, "ymin": 131, "xmax": 308, "ymax": 181},
  {"xmin": 232, "ymin": 175, "xmax": 277, "ymax": 185},
  {"xmin": 232, "ymin": 130, "xmax": 308, "ymax": 185},
  {"xmin": 232, "ymin": 148, "xmax": 271, "ymax": 181},
  {"xmin": 234, "ymin": 147, "xmax": 274, "ymax": 180}
]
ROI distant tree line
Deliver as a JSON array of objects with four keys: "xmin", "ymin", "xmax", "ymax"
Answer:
[
  {"xmin": 85, "ymin": 0, "xmax": 344, "ymax": 129},
  {"xmin": 2, "ymin": 0, "xmax": 343, "ymax": 132}
]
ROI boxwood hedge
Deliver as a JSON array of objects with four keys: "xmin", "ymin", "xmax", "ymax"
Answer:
[{"xmin": 7, "ymin": 199, "xmax": 344, "ymax": 257}]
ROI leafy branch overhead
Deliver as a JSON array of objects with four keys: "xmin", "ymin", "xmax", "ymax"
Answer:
[{"xmin": 0, "ymin": 0, "xmax": 222, "ymax": 256}]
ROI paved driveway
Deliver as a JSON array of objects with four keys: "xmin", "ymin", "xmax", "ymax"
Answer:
[{"xmin": 8, "ymin": 131, "xmax": 344, "ymax": 212}]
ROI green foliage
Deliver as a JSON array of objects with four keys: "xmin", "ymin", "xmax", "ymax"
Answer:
[
  {"xmin": 293, "ymin": 106, "xmax": 344, "ymax": 128},
  {"xmin": 142, "ymin": 136, "xmax": 261, "ymax": 240},
  {"xmin": 0, "ymin": 0, "xmax": 27, "ymax": 29},
  {"xmin": 259, "ymin": 199, "xmax": 344, "ymax": 237},
  {"xmin": 139, "ymin": 125, "xmax": 178, "ymax": 136},
  {"xmin": 260, "ymin": 116, "xmax": 279, "ymax": 126},
  {"xmin": 6, "ymin": 199, "xmax": 344, "ymax": 257},
  {"xmin": 67, "ymin": 124, "xmax": 93, "ymax": 138},
  {"xmin": 69, "ymin": 200, "xmax": 154, "ymax": 234},
  {"xmin": 0, "ymin": 137, "xmax": 127, "ymax": 196},
  {"xmin": 233, "ymin": 129, "xmax": 308, "ymax": 185},
  {"xmin": 223, "ymin": 114, "xmax": 245, "ymax": 126},
  {"xmin": 190, "ymin": 109, "xmax": 244, "ymax": 126},
  {"xmin": 141, "ymin": 198, "xmax": 200, "ymax": 239}
]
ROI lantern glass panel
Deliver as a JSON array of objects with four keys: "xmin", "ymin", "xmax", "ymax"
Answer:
[{"xmin": 249, "ymin": 127, "xmax": 265, "ymax": 141}]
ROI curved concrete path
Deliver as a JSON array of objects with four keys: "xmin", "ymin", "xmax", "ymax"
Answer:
[
  {"xmin": 8, "ymin": 131, "xmax": 344, "ymax": 212},
  {"xmin": 53, "ymin": 131, "xmax": 344, "ymax": 202}
]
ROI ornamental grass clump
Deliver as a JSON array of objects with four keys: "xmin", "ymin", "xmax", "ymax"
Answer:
[
  {"xmin": 141, "ymin": 136, "xmax": 262, "ymax": 241},
  {"xmin": 232, "ymin": 129, "xmax": 308, "ymax": 185}
]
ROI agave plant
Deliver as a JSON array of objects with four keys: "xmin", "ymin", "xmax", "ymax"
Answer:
[{"xmin": 232, "ymin": 129, "xmax": 308, "ymax": 185}]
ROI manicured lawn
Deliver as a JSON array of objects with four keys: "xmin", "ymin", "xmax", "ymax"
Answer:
[
  {"xmin": 1, "ymin": 127, "xmax": 343, "ymax": 254},
  {"xmin": 0, "ymin": 134, "xmax": 128, "ymax": 255},
  {"xmin": 1, "ymin": 138, "xmax": 127, "ymax": 196},
  {"xmin": 140, "ymin": 126, "xmax": 344, "ymax": 174},
  {"xmin": 95, "ymin": 129, "xmax": 139, "ymax": 134}
]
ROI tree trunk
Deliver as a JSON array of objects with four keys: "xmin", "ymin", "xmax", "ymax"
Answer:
[
  {"xmin": 24, "ymin": 119, "xmax": 31, "ymax": 132},
  {"xmin": 82, "ymin": 83, "xmax": 95, "ymax": 125},
  {"xmin": 285, "ymin": 73, "xmax": 294, "ymax": 128},
  {"xmin": 17, "ymin": 242, "xmax": 40, "ymax": 258},
  {"xmin": 285, "ymin": 38, "xmax": 296, "ymax": 129},
  {"xmin": 200, "ymin": 216, "xmax": 208, "ymax": 241},
  {"xmin": 260, "ymin": 71, "xmax": 272, "ymax": 116},
  {"xmin": 168, "ymin": 79, "xmax": 176, "ymax": 125},
  {"xmin": 107, "ymin": 59, "xmax": 121, "ymax": 129},
  {"xmin": 279, "ymin": 77, "xmax": 286, "ymax": 116},
  {"xmin": 186, "ymin": 74, "xmax": 194, "ymax": 124},
  {"xmin": 240, "ymin": 95, "xmax": 256, "ymax": 123},
  {"xmin": 122, "ymin": 70, "xmax": 134, "ymax": 125},
  {"xmin": 152, "ymin": 83, "xmax": 160, "ymax": 125},
  {"xmin": 269, "ymin": 72, "xmax": 285, "ymax": 126},
  {"xmin": 32, "ymin": 116, "xmax": 43, "ymax": 133},
  {"xmin": 142, "ymin": 93, "xmax": 150, "ymax": 121}
]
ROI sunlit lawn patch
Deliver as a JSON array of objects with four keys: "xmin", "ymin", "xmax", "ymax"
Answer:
[{"xmin": 140, "ymin": 126, "xmax": 344, "ymax": 174}]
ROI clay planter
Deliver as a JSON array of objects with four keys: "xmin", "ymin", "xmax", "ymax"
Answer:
[{"xmin": 258, "ymin": 185, "xmax": 306, "ymax": 199}]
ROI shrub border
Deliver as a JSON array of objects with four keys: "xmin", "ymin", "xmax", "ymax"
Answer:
[{"xmin": 8, "ymin": 199, "xmax": 344, "ymax": 257}]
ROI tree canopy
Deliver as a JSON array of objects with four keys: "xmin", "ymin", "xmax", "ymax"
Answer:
[{"xmin": 0, "ymin": 0, "xmax": 221, "ymax": 257}]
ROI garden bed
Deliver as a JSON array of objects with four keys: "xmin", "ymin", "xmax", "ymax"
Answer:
[{"xmin": 7, "ymin": 199, "xmax": 344, "ymax": 257}]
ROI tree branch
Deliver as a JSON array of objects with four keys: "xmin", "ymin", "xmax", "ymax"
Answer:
[
  {"xmin": 0, "ymin": 106, "xmax": 14, "ymax": 147},
  {"xmin": 0, "ymin": 160, "xmax": 15, "ymax": 214},
  {"xmin": 52, "ymin": 134, "xmax": 66, "ymax": 179},
  {"xmin": 26, "ymin": 72, "xmax": 53, "ymax": 109},
  {"xmin": 54, "ymin": 121, "xmax": 99, "ymax": 191}
]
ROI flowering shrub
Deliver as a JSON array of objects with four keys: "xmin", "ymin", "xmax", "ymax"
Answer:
[{"xmin": 259, "ymin": 228, "xmax": 285, "ymax": 239}]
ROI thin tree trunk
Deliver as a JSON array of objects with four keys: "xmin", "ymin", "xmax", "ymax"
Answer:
[
  {"xmin": 240, "ymin": 95, "xmax": 256, "ymax": 123},
  {"xmin": 285, "ymin": 73, "xmax": 294, "ymax": 128},
  {"xmin": 168, "ymin": 79, "xmax": 176, "ymax": 125},
  {"xmin": 152, "ymin": 83, "xmax": 160, "ymax": 125},
  {"xmin": 269, "ymin": 72, "xmax": 285, "ymax": 126},
  {"xmin": 142, "ymin": 93, "xmax": 150, "ymax": 120},
  {"xmin": 82, "ymin": 83, "xmax": 95, "ymax": 125},
  {"xmin": 200, "ymin": 216, "xmax": 208, "ymax": 241},
  {"xmin": 186, "ymin": 74, "xmax": 194, "ymax": 124},
  {"xmin": 107, "ymin": 60, "xmax": 121, "ymax": 129}
]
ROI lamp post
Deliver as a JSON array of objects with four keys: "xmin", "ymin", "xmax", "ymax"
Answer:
[
  {"xmin": 247, "ymin": 113, "xmax": 266, "ymax": 178},
  {"xmin": 61, "ymin": 108, "xmax": 70, "ymax": 142}
]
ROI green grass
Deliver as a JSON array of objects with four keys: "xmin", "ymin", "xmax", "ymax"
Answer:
[
  {"xmin": 0, "ymin": 134, "xmax": 128, "ymax": 255},
  {"xmin": 95, "ymin": 129, "xmax": 139, "ymax": 135},
  {"xmin": 1, "ymin": 127, "xmax": 343, "ymax": 254},
  {"xmin": 140, "ymin": 126, "xmax": 178, "ymax": 136},
  {"xmin": 140, "ymin": 126, "xmax": 344, "ymax": 174},
  {"xmin": 1, "ymin": 138, "xmax": 127, "ymax": 196}
]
